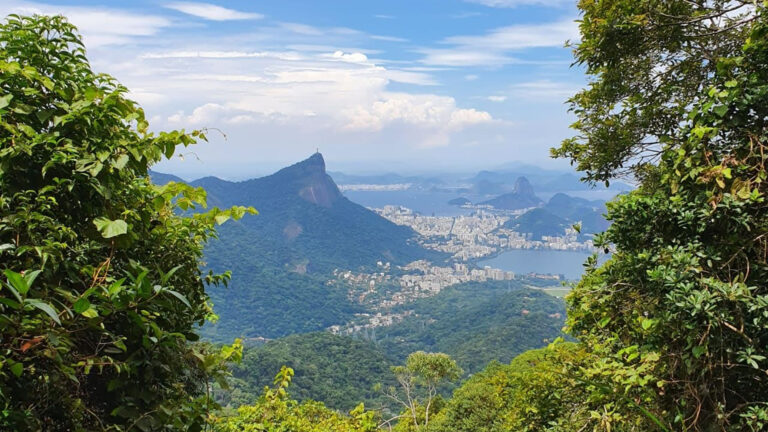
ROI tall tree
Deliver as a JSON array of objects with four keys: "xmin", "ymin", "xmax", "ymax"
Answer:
[
  {"xmin": 0, "ymin": 15, "xmax": 253, "ymax": 431},
  {"xmin": 553, "ymin": 2, "xmax": 768, "ymax": 431}
]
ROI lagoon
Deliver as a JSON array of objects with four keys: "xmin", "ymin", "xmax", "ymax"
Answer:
[{"xmin": 478, "ymin": 249, "xmax": 593, "ymax": 280}]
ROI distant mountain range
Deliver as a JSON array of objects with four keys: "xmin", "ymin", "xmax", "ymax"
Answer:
[{"xmin": 470, "ymin": 170, "xmax": 634, "ymax": 193}]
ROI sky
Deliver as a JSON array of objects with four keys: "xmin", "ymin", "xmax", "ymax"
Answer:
[{"xmin": 2, "ymin": 0, "xmax": 585, "ymax": 179}]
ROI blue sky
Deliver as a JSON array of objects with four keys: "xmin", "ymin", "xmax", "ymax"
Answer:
[{"xmin": 2, "ymin": 0, "xmax": 584, "ymax": 178}]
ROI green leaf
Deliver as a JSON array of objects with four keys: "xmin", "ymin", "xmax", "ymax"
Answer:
[
  {"xmin": 9, "ymin": 362, "xmax": 23, "ymax": 377},
  {"xmin": 0, "ymin": 94, "xmax": 12, "ymax": 110},
  {"xmin": 25, "ymin": 298, "xmax": 61, "ymax": 325},
  {"xmin": 163, "ymin": 289, "xmax": 192, "ymax": 309},
  {"xmin": 113, "ymin": 153, "xmax": 129, "ymax": 170},
  {"xmin": 73, "ymin": 298, "xmax": 91, "ymax": 314},
  {"xmin": 712, "ymin": 105, "xmax": 728, "ymax": 117},
  {"xmin": 692, "ymin": 345, "xmax": 707, "ymax": 359},
  {"xmin": 93, "ymin": 217, "xmax": 128, "ymax": 238},
  {"xmin": 81, "ymin": 307, "xmax": 99, "ymax": 318},
  {"xmin": 214, "ymin": 213, "xmax": 230, "ymax": 225},
  {"xmin": 4, "ymin": 269, "xmax": 29, "ymax": 295}
]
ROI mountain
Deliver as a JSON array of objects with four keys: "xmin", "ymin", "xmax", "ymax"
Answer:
[
  {"xmin": 502, "ymin": 193, "xmax": 610, "ymax": 239},
  {"xmin": 503, "ymin": 208, "xmax": 570, "ymax": 240},
  {"xmin": 159, "ymin": 153, "xmax": 439, "ymax": 274},
  {"xmin": 481, "ymin": 177, "xmax": 543, "ymax": 210},
  {"xmin": 221, "ymin": 279, "xmax": 566, "ymax": 412},
  {"xmin": 375, "ymin": 280, "xmax": 566, "ymax": 374},
  {"xmin": 148, "ymin": 171, "xmax": 185, "ymax": 185},
  {"xmin": 543, "ymin": 193, "xmax": 609, "ymax": 234},
  {"xmin": 472, "ymin": 179, "xmax": 509, "ymax": 195},
  {"xmin": 152, "ymin": 153, "xmax": 444, "ymax": 340}
]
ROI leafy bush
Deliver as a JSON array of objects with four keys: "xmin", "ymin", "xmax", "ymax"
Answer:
[{"xmin": 0, "ymin": 14, "xmax": 253, "ymax": 431}]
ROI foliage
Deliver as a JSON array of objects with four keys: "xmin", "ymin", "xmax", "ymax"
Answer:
[
  {"xmin": 429, "ymin": 343, "xmax": 596, "ymax": 432},
  {"xmin": 213, "ymin": 366, "xmax": 377, "ymax": 432},
  {"xmin": 200, "ymin": 223, "xmax": 363, "ymax": 340},
  {"xmin": 382, "ymin": 352, "xmax": 461, "ymax": 430},
  {"xmin": 554, "ymin": 0, "xmax": 760, "ymax": 184},
  {"xmin": 221, "ymin": 332, "xmax": 396, "ymax": 412},
  {"xmin": 0, "ymin": 14, "xmax": 253, "ymax": 431},
  {"xmin": 376, "ymin": 280, "xmax": 566, "ymax": 373},
  {"xmin": 543, "ymin": 2, "xmax": 768, "ymax": 431}
]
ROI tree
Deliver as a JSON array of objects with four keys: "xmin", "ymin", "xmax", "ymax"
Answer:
[
  {"xmin": 553, "ymin": 3, "xmax": 768, "ymax": 431},
  {"xmin": 382, "ymin": 352, "xmax": 462, "ymax": 431},
  {"xmin": 554, "ymin": 0, "xmax": 760, "ymax": 184},
  {"xmin": 428, "ymin": 343, "xmax": 594, "ymax": 432},
  {"xmin": 0, "ymin": 14, "xmax": 254, "ymax": 431},
  {"xmin": 213, "ymin": 366, "xmax": 377, "ymax": 432}
]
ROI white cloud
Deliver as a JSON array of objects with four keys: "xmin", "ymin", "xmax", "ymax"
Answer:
[
  {"xmin": 341, "ymin": 93, "xmax": 492, "ymax": 132},
  {"xmin": 371, "ymin": 35, "xmax": 409, "ymax": 43},
  {"xmin": 444, "ymin": 19, "xmax": 578, "ymax": 50},
  {"xmin": 164, "ymin": 2, "xmax": 263, "ymax": 21},
  {"xmin": 128, "ymin": 44, "xmax": 488, "ymax": 145},
  {"xmin": 465, "ymin": 74, "xmax": 479, "ymax": 81},
  {"xmin": 487, "ymin": 95, "xmax": 507, "ymax": 102},
  {"xmin": 464, "ymin": 0, "xmax": 571, "ymax": 8},
  {"xmin": 421, "ymin": 19, "xmax": 578, "ymax": 66},
  {"xmin": 421, "ymin": 50, "xmax": 515, "ymax": 67},
  {"xmin": 510, "ymin": 79, "xmax": 580, "ymax": 99},
  {"xmin": 142, "ymin": 50, "xmax": 304, "ymax": 61},
  {"xmin": 1, "ymin": 1, "xmax": 171, "ymax": 47}
]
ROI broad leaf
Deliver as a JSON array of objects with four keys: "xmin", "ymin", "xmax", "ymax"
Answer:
[{"xmin": 93, "ymin": 217, "xmax": 128, "ymax": 238}]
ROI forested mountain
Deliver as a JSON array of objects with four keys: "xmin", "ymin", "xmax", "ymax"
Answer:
[
  {"xmin": 503, "ymin": 208, "xmax": 570, "ymax": 240},
  {"xmin": 155, "ymin": 153, "xmax": 439, "ymax": 274},
  {"xmin": 152, "ymin": 154, "xmax": 446, "ymax": 340},
  {"xmin": 376, "ymin": 280, "xmax": 565, "ymax": 373},
  {"xmin": 503, "ymin": 193, "xmax": 609, "ymax": 239},
  {"xmin": 217, "ymin": 280, "xmax": 566, "ymax": 412}
]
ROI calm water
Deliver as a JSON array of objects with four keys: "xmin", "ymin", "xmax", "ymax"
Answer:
[
  {"xmin": 343, "ymin": 190, "xmax": 474, "ymax": 217},
  {"xmin": 478, "ymin": 249, "xmax": 593, "ymax": 280}
]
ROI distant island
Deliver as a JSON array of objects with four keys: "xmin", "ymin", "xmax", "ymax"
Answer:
[{"xmin": 448, "ymin": 197, "xmax": 471, "ymax": 206}]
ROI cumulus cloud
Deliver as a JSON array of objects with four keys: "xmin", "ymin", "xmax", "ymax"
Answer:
[
  {"xmin": 164, "ymin": 2, "xmax": 263, "ymax": 21},
  {"xmin": 125, "ymin": 45, "xmax": 491, "ymax": 146},
  {"xmin": 341, "ymin": 93, "xmax": 492, "ymax": 132}
]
